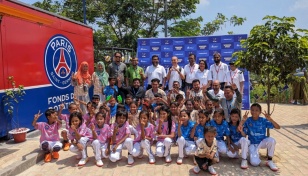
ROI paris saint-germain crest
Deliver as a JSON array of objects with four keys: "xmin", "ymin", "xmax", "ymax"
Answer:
[{"xmin": 44, "ymin": 35, "xmax": 77, "ymax": 89}]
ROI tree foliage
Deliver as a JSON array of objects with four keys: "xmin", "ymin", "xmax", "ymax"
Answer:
[
  {"xmin": 168, "ymin": 16, "xmax": 203, "ymax": 37},
  {"xmin": 233, "ymin": 16, "xmax": 308, "ymax": 115},
  {"xmin": 201, "ymin": 13, "xmax": 246, "ymax": 36}
]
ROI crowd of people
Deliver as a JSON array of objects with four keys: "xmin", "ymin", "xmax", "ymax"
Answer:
[{"xmin": 32, "ymin": 52, "xmax": 281, "ymax": 175}]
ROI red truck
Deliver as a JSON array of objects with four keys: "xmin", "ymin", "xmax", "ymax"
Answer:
[{"xmin": 0, "ymin": 0, "xmax": 94, "ymax": 137}]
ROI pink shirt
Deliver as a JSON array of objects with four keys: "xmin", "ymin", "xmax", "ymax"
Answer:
[
  {"xmin": 83, "ymin": 113, "xmax": 96, "ymax": 128},
  {"xmin": 134, "ymin": 123, "xmax": 155, "ymax": 144},
  {"xmin": 110, "ymin": 121, "xmax": 130, "ymax": 144},
  {"xmin": 155, "ymin": 119, "xmax": 176, "ymax": 142},
  {"xmin": 68, "ymin": 123, "xmax": 92, "ymax": 140},
  {"xmin": 36, "ymin": 122, "xmax": 61, "ymax": 143},
  {"xmin": 59, "ymin": 114, "xmax": 70, "ymax": 129},
  {"xmin": 93, "ymin": 124, "xmax": 112, "ymax": 144}
]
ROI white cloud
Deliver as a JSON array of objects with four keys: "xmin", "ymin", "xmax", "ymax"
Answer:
[
  {"xmin": 290, "ymin": 0, "xmax": 308, "ymax": 11},
  {"xmin": 199, "ymin": 0, "xmax": 210, "ymax": 6}
]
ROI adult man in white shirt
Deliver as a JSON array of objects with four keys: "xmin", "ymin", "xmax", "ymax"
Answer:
[
  {"xmin": 208, "ymin": 80, "xmax": 225, "ymax": 98},
  {"xmin": 224, "ymin": 58, "xmax": 245, "ymax": 94},
  {"xmin": 144, "ymin": 55, "xmax": 167, "ymax": 90},
  {"xmin": 209, "ymin": 52, "xmax": 229, "ymax": 89},
  {"xmin": 166, "ymin": 56, "xmax": 185, "ymax": 91},
  {"xmin": 184, "ymin": 53, "xmax": 199, "ymax": 93}
]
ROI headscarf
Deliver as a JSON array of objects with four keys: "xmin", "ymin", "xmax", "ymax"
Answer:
[
  {"xmin": 96, "ymin": 61, "xmax": 109, "ymax": 86},
  {"xmin": 76, "ymin": 61, "xmax": 91, "ymax": 85}
]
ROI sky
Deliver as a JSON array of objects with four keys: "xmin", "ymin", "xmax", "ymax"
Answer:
[{"xmin": 20, "ymin": 0, "xmax": 308, "ymax": 36}]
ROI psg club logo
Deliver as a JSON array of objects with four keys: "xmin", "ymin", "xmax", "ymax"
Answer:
[{"xmin": 44, "ymin": 34, "xmax": 77, "ymax": 89}]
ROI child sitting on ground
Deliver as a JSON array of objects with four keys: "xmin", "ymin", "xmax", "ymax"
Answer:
[{"xmin": 32, "ymin": 109, "xmax": 62, "ymax": 162}]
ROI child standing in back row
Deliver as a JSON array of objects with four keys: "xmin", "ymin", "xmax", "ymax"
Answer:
[
  {"xmin": 239, "ymin": 103, "xmax": 280, "ymax": 171},
  {"xmin": 32, "ymin": 109, "xmax": 63, "ymax": 162}
]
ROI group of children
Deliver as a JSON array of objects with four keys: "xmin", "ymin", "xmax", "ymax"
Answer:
[{"xmin": 32, "ymin": 93, "xmax": 280, "ymax": 175}]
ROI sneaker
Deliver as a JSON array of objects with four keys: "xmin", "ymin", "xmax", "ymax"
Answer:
[
  {"xmin": 241, "ymin": 159, "xmax": 248, "ymax": 169},
  {"xmin": 176, "ymin": 157, "xmax": 183, "ymax": 164},
  {"xmin": 149, "ymin": 157, "xmax": 155, "ymax": 164},
  {"xmin": 78, "ymin": 157, "xmax": 89, "ymax": 166},
  {"xmin": 208, "ymin": 166, "xmax": 217, "ymax": 175},
  {"xmin": 193, "ymin": 166, "xmax": 200, "ymax": 174},
  {"xmin": 52, "ymin": 151, "xmax": 59, "ymax": 159},
  {"xmin": 266, "ymin": 160, "xmax": 278, "ymax": 171},
  {"xmin": 165, "ymin": 155, "xmax": 172, "ymax": 163},
  {"xmin": 63, "ymin": 142, "xmax": 70, "ymax": 151},
  {"xmin": 44, "ymin": 153, "xmax": 52, "ymax": 163},
  {"xmin": 128, "ymin": 154, "xmax": 134, "ymax": 165},
  {"xmin": 96, "ymin": 159, "xmax": 104, "ymax": 167}
]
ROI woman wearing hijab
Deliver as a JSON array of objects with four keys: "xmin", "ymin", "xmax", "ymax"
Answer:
[
  {"xmin": 92, "ymin": 61, "xmax": 109, "ymax": 102},
  {"xmin": 72, "ymin": 61, "xmax": 92, "ymax": 113}
]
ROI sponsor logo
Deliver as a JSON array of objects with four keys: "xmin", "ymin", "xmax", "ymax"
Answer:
[
  {"xmin": 141, "ymin": 40, "xmax": 147, "ymax": 45},
  {"xmin": 140, "ymin": 48, "xmax": 148, "ymax": 51},
  {"xmin": 151, "ymin": 47, "xmax": 160, "ymax": 51},
  {"xmin": 223, "ymin": 44, "xmax": 232, "ymax": 48},
  {"xmin": 164, "ymin": 40, "xmax": 170, "ymax": 44},
  {"xmin": 44, "ymin": 34, "xmax": 77, "ymax": 89},
  {"xmin": 164, "ymin": 53, "xmax": 170, "ymax": 57},
  {"xmin": 141, "ymin": 53, "xmax": 147, "ymax": 58},
  {"xmin": 175, "ymin": 46, "xmax": 183, "ymax": 50},
  {"xmin": 198, "ymin": 45, "xmax": 207, "ymax": 49}
]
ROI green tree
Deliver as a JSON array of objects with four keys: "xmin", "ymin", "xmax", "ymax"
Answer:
[
  {"xmin": 201, "ymin": 13, "xmax": 246, "ymax": 35},
  {"xmin": 168, "ymin": 16, "xmax": 203, "ymax": 37},
  {"xmin": 233, "ymin": 16, "xmax": 308, "ymax": 134}
]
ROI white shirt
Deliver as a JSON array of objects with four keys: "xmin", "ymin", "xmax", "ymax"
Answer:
[
  {"xmin": 167, "ymin": 65, "xmax": 184, "ymax": 90},
  {"xmin": 209, "ymin": 62, "xmax": 229, "ymax": 82},
  {"xmin": 195, "ymin": 69, "xmax": 212, "ymax": 86},
  {"xmin": 208, "ymin": 89, "xmax": 225, "ymax": 98},
  {"xmin": 184, "ymin": 63, "xmax": 199, "ymax": 84},
  {"xmin": 145, "ymin": 65, "xmax": 167, "ymax": 84},
  {"xmin": 224, "ymin": 68, "xmax": 245, "ymax": 92}
]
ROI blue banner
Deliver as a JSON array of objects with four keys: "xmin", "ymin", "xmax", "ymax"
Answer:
[{"xmin": 137, "ymin": 34, "xmax": 250, "ymax": 110}]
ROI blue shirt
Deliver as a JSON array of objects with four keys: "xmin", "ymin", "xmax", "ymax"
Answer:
[
  {"xmin": 103, "ymin": 85, "xmax": 118, "ymax": 98},
  {"xmin": 244, "ymin": 117, "xmax": 274, "ymax": 144},
  {"xmin": 209, "ymin": 119, "xmax": 230, "ymax": 141},
  {"xmin": 229, "ymin": 124, "xmax": 242, "ymax": 143},
  {"xmin": 194, "ymin": 124, "xmax": 205, "ymax": 139},
  {"xmin": 125, "ymin": 104, "xmax": 130, "ymax": 112},
  {"xmin": 176, "ymin": 120, "xmax": 195, "ymax": 141},
  {"xmin": 109, "ymin": 104, "xmax": 118, "ymax": 117}
]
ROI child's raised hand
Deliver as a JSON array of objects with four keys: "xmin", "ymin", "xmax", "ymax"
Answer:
[
  {"xmin": 242, "ymin": 111, "xmax": 249, "ymax": 121},
  {"xmin": 178, "ymin": 119, "xmax": 183, "ymax": 126},
  {"xmin": 201, "ymin": 84, "xmax": 208, "ymax": 92},
  {"xmin": 113, "ymin": 124, "xmax": 119, "ymax": 134},
  {"xmin": 90, "ymin": 123, "xmax": 95, "ymax": 131},
  {"xmin": 71, "ymin": 124, "xmax": 76, "ymax": 131},
  {"xmin": 71, "ymin": 72, "xmax": 76, "ymax": 80},
  {"xmin": 262, "ymin": 110, "xmax": 272, "ymax": 121},
  {"xmin": 34, "ymin": 110, "xmax": 43, "ymax": 120},
  {"xmin": 186, "ymin": 89, "xmax": 191, "ymax": 97},
  {"xmin": 230, "ymin": 82, "xmax": 237, "ymax": 90},
  {"xmin": 59, "ymin": 102, "xmax": 65, "ymax": 110}
]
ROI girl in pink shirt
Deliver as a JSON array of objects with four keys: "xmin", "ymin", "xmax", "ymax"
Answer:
[
  {"xmin": 131, "ymin": 110, "xmax": 156, "ymax": 164},
  {"xmin": 68, "ymin": 112, "xmax": 92, "ymax": 166},
  {"xmin": 155, "ymin": 105, "xmax": 176, "ymax": 163},
  {"xmin": 83, "ymin": 102, "xmax": 96, "ymax": 127},
  {"xmin": 109, "ymin": 110, "xmax": 133, "ymax": 165},
  {"xmin": 91, "ymin": 112, "xmax": 112, "ymax": 167},
  {"xmin": 32, "ymin": 109, "xmax": 62, "ymax": 163}
]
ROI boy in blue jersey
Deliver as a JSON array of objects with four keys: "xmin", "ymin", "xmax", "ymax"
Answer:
[
  {"xmin": 227, "ymin": 108, "xmax": 250, "ymax": 169},
  {"xmin": 209, "ymin": 108, "xmax": 230, "ymax": 162},
  {"xmin": 239, "ymin": 103, "xmax": 280, "ymax": 171},
  {"xmin": 176, "ymin": 110, "xmax": 196, "ymax": 164}
]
